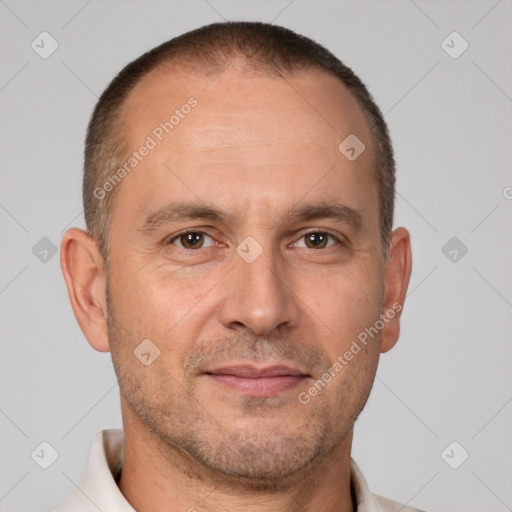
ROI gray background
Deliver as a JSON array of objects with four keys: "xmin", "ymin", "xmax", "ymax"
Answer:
[{"xmin": 1, "ymin": 1, "xmax": 511, "ymax": 511}]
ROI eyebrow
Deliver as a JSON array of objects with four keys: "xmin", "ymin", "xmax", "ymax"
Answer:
[
  {"xmin": 138, "ymin": 201, "xmax": 364, "ymax": 236},
  {"xmin": 281, "ymin": 202, "xmax": 364, "ymax": 232},
  {"xmin": 139, "ymin": 202, "xmax": 229, "ymax": 236}
]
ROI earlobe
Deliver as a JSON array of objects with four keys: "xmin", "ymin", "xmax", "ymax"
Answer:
[
  {"xmin": 60, "ymin": 228, "xmax": 111, "ymax": 352},
  {"xmin": 380, "ymin": 227, "xmax": 413, "ymax": 353}
]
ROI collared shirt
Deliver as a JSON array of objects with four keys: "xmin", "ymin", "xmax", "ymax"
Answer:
[{"xmin": 49, "ymin": 429, "xmax": 423, "ymax": 512}]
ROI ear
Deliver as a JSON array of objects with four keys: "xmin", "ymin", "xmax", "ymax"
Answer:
[
  {"xmin": 60, "ymin": 228, "xmax": 110, "ymax": 352},
  {"xmin": 380, "ymin": 227, "xmax": 412, "ymax": 353}
]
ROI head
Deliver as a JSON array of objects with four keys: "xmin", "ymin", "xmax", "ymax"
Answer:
[{"xmin": 62, "ymin": 21, "xmax": 412, "ymax": 485}]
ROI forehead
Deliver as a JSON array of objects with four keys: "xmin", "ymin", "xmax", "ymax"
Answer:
[
  {"xmin": 112, "ymin": 63, "xmax": 378, "ymax": 229},
  {"xmin": 121, "ymin": 62, "xmax": 373, "ymax": 150}
]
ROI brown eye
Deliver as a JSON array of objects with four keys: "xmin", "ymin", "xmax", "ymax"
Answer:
[
  {"xmin": 304, "ymin": 232, "xmax": 330, "ymax": 249},
  {"xmin": 170, "ymin": 232, "xmax": 214, "ymax": 249},
  {"xmin": 294, "ymin": 231, "xmax": 340, "ymax": 250}
]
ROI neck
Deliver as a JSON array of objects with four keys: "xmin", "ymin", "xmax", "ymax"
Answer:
[{"xmin": 118, "ymin": 402, "xmax": 355, "ymax": 512}]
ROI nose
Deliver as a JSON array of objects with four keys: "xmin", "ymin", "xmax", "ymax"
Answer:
[{"xmin": 218, "ymin": 242, "xmax": 300, "ymax": 336}]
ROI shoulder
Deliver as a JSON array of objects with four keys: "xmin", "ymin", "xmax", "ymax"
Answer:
[
  {"xmin": 350, "ymin": 458, "xmax": 426, "ymax": 512},
  {"xmin": 48, "ymin": 429, "xmax": 133, "ymax": 512}
]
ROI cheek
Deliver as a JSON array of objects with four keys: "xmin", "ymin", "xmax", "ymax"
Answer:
[
  {"xmin": 108, "ymin": 264, "xmax": 218, "ymax": 375},
  {"xmin": 111, "ymin": 261, "xmax": 206, "ymax": 332},
  {"xmin": 300, "ymin": 265, "xmax": 383, "ymax": 355}
]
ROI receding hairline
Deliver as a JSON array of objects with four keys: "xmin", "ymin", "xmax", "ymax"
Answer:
[
  {"xmin": 84, "ymin": 22, "xmax": 395, "ymax": 265},
  {"xmin": 118, "ymin": 56, "xmax": 376, "ymax": 145},
  {"xmin": 108, "ymin": 60, "xmax": 379, "ymax": 232}
]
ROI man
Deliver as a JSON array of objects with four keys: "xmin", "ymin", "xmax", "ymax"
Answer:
[{"xmin": 55, "ymin": 21, "xmax": 415, "ymax": 512}]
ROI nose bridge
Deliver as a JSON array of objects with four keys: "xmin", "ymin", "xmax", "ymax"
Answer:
[{"xmin": 219, "ymin": 237, "xmax": 298, "ymax": 335}]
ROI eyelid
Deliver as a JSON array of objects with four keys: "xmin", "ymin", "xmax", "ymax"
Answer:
[
  {"xmin": 166, "ymin": 229, "xmax": 217, "ymax": 249},
  {"xmin": 165, "ymin": 228, "xmax": 346, "ymax": 251},
  {"xmin": 290, "ymin": 229, "xmax": 345, "ymax": 249}
]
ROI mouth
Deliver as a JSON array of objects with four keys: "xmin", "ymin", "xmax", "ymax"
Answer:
[{"xmin": 203, "ymin": 364, "xmax": 310, "ymax": 396}]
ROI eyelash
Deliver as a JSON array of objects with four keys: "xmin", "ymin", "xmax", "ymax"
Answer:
[{"xmin": 166, "ymin": 229, "xmax": 344, "ymax": 251}]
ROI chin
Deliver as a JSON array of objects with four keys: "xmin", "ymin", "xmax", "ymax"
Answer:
[{"xmin": 176, "ymin": 414, "xmax": 337, "ymax": 488}]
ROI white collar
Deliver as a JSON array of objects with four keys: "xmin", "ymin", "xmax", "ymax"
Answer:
[{"xmin": 50, "ymin": 429, "xmax": 419, "ymax": 512}]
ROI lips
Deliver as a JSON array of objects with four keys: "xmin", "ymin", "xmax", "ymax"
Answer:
[
  {"xmin": 207, "ymin": 365, "xmax": 307, "ymax": 378},
  {"xmin": 204, "ymin": 364, "xmax": 309, "ymax": 396}
]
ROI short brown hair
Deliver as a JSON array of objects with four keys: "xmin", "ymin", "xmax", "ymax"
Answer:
[{"xmin": 83, "ymin": 21, "xmax": 395, "ymax": 264}]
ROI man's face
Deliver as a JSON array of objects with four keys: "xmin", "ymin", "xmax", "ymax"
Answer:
[{"xmin": 106, "ymin": 65, "xmax": 386, "ymax": 481}]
